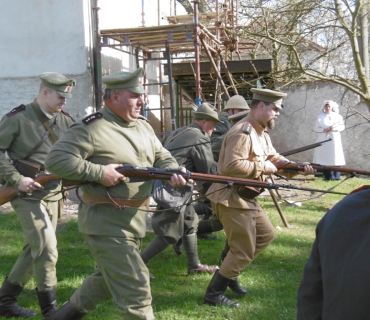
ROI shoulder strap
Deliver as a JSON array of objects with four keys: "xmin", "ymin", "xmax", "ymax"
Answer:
[
  {"xmin": 30, "ymin": 102, "xmax": 59, "ymax": 142},
  {"xmin": 22, "ymin": 103, "xmax": 60, "ymax": 161}
]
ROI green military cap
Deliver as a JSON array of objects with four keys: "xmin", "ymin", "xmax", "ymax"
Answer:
[
  {"xmin": 193, "ymin": 103, "xmax": 220, "ymax": 122},
  {"xmin": 251, "ymin": 88, "xmax": 287, "ymax": 109},
  {"xmin": 228, "ymin": 110, "xmax": 249, "ymax": 124},
  {"xmin": 225, "ymin": 95, "xmax": 250, "ymax": 110},
  {"xmin": 102, "ymin": 68, "xmax": 145, "ymax": 94},
  {"xmin": 39, "ymin": 72, "xmax": 76, "ymax": 98}
]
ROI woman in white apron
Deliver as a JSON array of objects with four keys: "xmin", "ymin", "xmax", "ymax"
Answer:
[{"xmin": 313, "ymin": 100, "xmax": 345, "ymax": 180}]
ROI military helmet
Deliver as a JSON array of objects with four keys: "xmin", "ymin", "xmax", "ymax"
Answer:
[{"xmin": 224, "ymin": 95, "xmax": 250, "ymax": 111}]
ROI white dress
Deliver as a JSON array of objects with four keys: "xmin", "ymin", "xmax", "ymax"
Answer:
[{"xmin": 312, "ymin": 112, "xmax": 345, "ymax": 165}]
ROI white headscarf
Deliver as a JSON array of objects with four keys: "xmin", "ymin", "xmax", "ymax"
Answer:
[{"xmin": 321, "ymin": 100, "xmax": 339, "ymax": 113}]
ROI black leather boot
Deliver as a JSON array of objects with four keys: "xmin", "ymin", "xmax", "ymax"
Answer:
[
  {"xmin": 0, "ymin": 277, "xmax": 37, "ymax": 318},
  {"xmin": 52, "ymin": 301, "xmax": 86, "ymax": 320},
  {"xmin": 228, "ymin": 278, "xmax": 247, "ymax": 296},
  {"xmin": 204, "ymin": 271, "xmax": 240, "ymax": 308},
  {"xmin": 197, "ymin": 220, "xmax": 219, "ymax": 240},
  {"xmin": 36, "ymin": 287, "xmax": 57, "ymax": 320}
]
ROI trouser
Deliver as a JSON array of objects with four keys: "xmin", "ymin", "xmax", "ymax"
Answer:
[
  {"xmin": 193, "ymin": 199, "xmax": 213, "ymax": 220},
  {"xmin": 8, "ymin": 197, "xmax": 59, "ymax": 290},
  {"xmin": 70, "ymin": 234, "xmax": 154, "ymax": 320},
  {"xmin": 212, "ymin": 202, "xmax": 275, "ymax": 279}
]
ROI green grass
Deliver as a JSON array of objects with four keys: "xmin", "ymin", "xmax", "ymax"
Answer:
[{"xmin": 0, "ymin": 176, "xmax": 368, "ymax": 319}]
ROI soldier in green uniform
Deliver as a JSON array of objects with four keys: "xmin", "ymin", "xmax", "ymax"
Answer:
[
  {"xmin": 0, "ymin": 72, "xmax": 76, "ymax": 319},
  {"xmin": 45, "ymin": 68, "xmax": 188, "ymax": 320},
  {"xmin": 140, "ymin": 103, "xmax": 219, "ymax": 276},
  {"xmin": 194, "ymin": 96, "xmax": 250, "ymax": 240}
]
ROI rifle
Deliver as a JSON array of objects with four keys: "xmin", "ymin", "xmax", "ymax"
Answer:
[
  {"xmin": 275, "ymin": 161, "xmax": 370, "ymax": 176},
  {"xmin": 0, "ymin": 164, "xmax": 348, "ymax": 206},
  {"xmin": 280, "ymin": 138, "xmax": 332, "ymax": 157}
]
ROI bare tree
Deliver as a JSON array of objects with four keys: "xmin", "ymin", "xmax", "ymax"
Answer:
[
  {"xmin": 237, "ymin": 0, "xmax": 370, "ymax": 115},
  {"xmin": 176, "ymin": 0, "xmax": 209, "ymax": 13}
]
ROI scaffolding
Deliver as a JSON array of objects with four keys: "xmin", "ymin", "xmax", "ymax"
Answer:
[{"xmin": 96, "ymin": 0, "xmax": 272, "ymax": 133}]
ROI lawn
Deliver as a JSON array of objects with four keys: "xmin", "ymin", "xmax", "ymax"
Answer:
[{"xmin": 0, "ymin": 175, "xmax": 367, "ymax": 320}]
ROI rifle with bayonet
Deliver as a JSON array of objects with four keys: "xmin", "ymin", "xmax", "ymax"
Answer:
[
  {"xmin": 280, "ymin": 138, "xmax": 332, "ymax": 157},
  {"xmin": 275, "ymin": 161, "xmax": 370, "ymax": 176},
  {"xmin": 0, "ymin": 164, "xmax": 349, "ymax": 206},
  {"xmin": 169, "ymin": 138, "xmax": 331, "ymax": 156}
]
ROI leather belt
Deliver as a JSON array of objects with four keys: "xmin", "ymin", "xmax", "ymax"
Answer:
[{"xmin": 82, "ymin": 192, "xmax": 150, "ymax": 208}]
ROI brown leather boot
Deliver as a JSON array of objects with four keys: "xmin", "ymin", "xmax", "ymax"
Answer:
[{"xmin": 188, "ymin": 264, "xmax": 219, "ymax": 275}]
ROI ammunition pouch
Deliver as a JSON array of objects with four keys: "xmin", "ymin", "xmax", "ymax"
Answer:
[
  {"xmin": 236, "ymin": 186, "xmax": 264, "ymax": 200},
  {"xmin": 14, "ymin": 160, "xmax": 41, "ymax": 178}
]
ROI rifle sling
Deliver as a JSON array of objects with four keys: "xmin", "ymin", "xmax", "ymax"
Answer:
[
  {"xmin": 24, "ymin": 103, "xmax": 60, "ymax": 161},
  {"xmin": 31, "ymin": 102, "xmax": 59, "ymax": 143},
  {"xmin": 163, "ymin": 127, "xmax": 194, "ymax": 150},
  {"xmin": 82, "ymin": 192, "xmax": 150, "ymax": 208}
]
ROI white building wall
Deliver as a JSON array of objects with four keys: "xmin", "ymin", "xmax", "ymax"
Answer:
[
  {"xmin": 271, "ymin": 81, "xmax": 370, "ymax": 170},
  {"xmin": 0, "ymin": 0, "xmax": 95, "ymax": 120},
  {"xmin": 0, "ymin": 0, "xmax": 185, "ymax": 121}
]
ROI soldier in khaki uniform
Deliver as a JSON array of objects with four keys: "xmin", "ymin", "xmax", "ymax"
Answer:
[
  {"xmin": 140, "ymin": 103, "xmax": 219, "ymax": 276},
  {"xmin": 204, "ymin": 89, "xmax": 315, "ymax": 308},
  {"xmin": 45, "ymin": 68, "xmax": 187, "ymax": 320},
  {"xmin": 0, "ymin": 72, "xmax": 75, "ymax": 319}
]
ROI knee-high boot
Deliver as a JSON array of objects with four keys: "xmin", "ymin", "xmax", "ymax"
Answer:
[
  {"xmin": 204, "ymin": 270, "xmax": 240, "ymax": 308},
  {"xmin": 0, "ymin": 277, "xmax": 36, "ymax": 318},
  {"xmin": 35, "ymin": 287, "xmax": 57, "ymax": 320},
  {"xmin": 182, "ymin": 233, "xmax": 218, "ymax": 275},
  {"xmin": 228, "ymin": 278, "xmax": 247, "ymax": 296},
  {"xmin": 52, "ymin": 301, "xmax": 86, "ymax": 320}
]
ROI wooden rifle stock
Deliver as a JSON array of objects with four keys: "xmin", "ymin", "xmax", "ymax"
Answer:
[
  {"xmin": 275, "ymin": 161, "xmax": 370, "ymax": 176},
  {"xmin": 0, "ymin": 173, "xmax": 84, "ymax": 206},
  {"xmin": 0, "ymin": 164, "xmax": 348, "ymax": 206}
]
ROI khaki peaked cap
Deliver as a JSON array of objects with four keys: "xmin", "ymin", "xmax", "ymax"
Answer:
[
  {"xmin": 102, "ymin": 68, "xmax": 146, "ymax": 94},
  {"xmin": 40, "ymin": 72, "xmax": 76, "ymax": 98},
  {"xmin": 225, "ymin": 95, "xmax": 250, "ymax": 110},
  {"xmin": 251, "ymin": 88, "xmax": 287, "ymax": 109},
  {"xmin": 193, "ymin": 103, "xmax": 220, "ymax": 122}
]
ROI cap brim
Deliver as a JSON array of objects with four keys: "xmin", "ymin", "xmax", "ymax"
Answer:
[
  {"xmin": 273, "ymin": 103, "xmax": 283, "ymax": 109},
  {"xmin": 193, "ymin": 113, "xmax": 220, "ymax": 122},
  {"xmin": 126, "ymin": 85, "xmax": 146, "ymax": 94},
  {"xmin": 57, "ymin": 91, "xmax": 72, "ymax": 99}
]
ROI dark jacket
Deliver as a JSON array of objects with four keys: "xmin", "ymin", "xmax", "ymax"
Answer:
[{"xmin": 297, "ymin": 187, "xmax": 370, "ymax": 319}]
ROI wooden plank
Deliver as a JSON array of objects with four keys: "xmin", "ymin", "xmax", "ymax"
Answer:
[{"xmin": 163, "ymin": 59, "xmax": 272, "ymax": 76}]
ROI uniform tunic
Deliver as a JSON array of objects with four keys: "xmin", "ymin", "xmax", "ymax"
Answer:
[
  {"xmin": 153, "ymin": 123, "xmax": 218, "ymax": 241},
  {"xmin": 207, "ymin": 121, "xmax": 287, "ymax": 279},
  {"xmin": 45, "ymin": 106, "xmax": 178, "ymax": 319},
  {"xmin": 297, "ymin": 188, "xmax": 370, "ymax": 319},
  {"xmin": 211, "ymin": 111, "xmax": 231, "ymax": 141},
  {"xmin": 0, "ymin": 100, "xmax": 74, "ymax": 289},
  {"xmin": 312, "ymin": 112, "xmax": 345, "ymax": 166}
]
